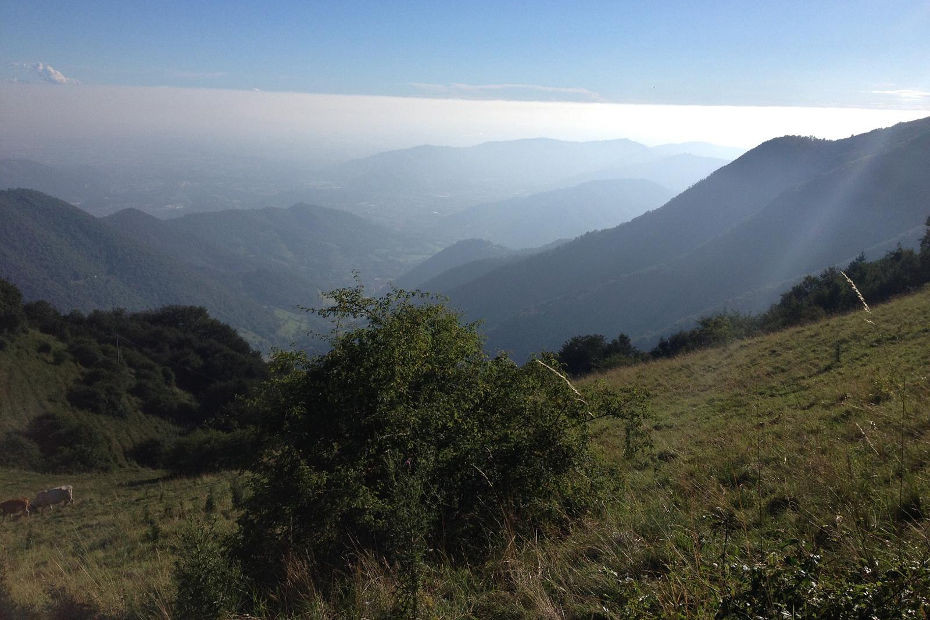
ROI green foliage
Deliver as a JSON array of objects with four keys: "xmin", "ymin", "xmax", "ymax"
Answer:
[
  {"xmin": 558, "ymin": 333, "xmax": 644, "ymax": 376},
  {"xmin": 0, "ymin": 432, "xmax": 42, "ymax": 469},
  {"xmin": 0, "ymin": 279, "xmax": 26, "ymax": 336},
  {"xmin": 127, "ymin": 438, "xmax": 167, "ymax": 468},
  {"xmin": 25, "ymin": 412, "xmax": 117, "ymax": 472},
  {"xmin": 166, "ymin": 428, "xmax": 255, "ymax": 475},
  {"xmin": 172, "ymin": 520, "xmax": 240, "ymax": 620},
  {"xmin": 2, "ymin": 278, "xmax": 267, "ymax": 474},
  {"xmin": 718, "ymin": 551, "xmax": 930, "ymax": 618},
  {"xmin": 648, "ymin": 222, "xmax": 930, "ymax": 362},
  {"xmin": 231, "ymin": 285, "xmax": 649, "ymax": 609}
]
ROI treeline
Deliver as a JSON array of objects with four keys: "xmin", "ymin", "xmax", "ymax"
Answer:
[
  {"xmin": 0, "ymin": 279, "xmax": 267, "ymax": 473},
  {"xmin": 559, "ymin": 217, "xmax": 930, "ymax": 375}
]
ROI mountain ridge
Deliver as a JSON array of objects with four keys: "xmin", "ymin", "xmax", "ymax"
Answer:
[{"xmin": 437, "ymin": 116, "xmax": 930, "ymax": 360}]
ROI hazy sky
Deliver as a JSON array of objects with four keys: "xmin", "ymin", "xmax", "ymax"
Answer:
[{"xmin": 2, "ymin": 1, "xmax": 929, "ymax": 161}]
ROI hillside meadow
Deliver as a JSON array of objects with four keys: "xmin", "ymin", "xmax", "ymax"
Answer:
[
  {"xmin": 0, "ymin": 469, "xmax": 240, "ymax": 618},
  {"xmin": 1, "ymin": 284, "xmax": 929, "ymax": 617}
]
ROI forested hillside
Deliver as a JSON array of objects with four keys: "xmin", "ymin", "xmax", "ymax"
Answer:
[
  {"xmin": 0, "ymin": 190, "xmax": 280, "ymax": 340},
  {"xmin": 440, "ymin": 116, "xmax": 930, "ymax": 360},
  {"xmin": 394, "ymin": 238, "xmax": 515, "ymax": 289},
  {"xmin": 0, "ymin": 278, "xmax": 266, "ymax": 473},
  {"xmin": 0, "ymin": 189, "xmax": 436, "ymax": 352}
]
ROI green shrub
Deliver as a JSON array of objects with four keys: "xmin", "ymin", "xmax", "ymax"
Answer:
[
  {"xmin": 173, "ymin": 520, "xmax": 240, "ymax": 620},
  {"xmin": 0, "ymin": 279, "xmax": 26, "ymax": 335},
  {"xmin": 718, "ymin": 550, "xmax": 930, "ymax": 617},
  {"xmin": 231, "ymin": 286, "xmax": 650, "ymax": 608},
  {"xmin": 66, "ymin": 338, "xmax": 103, "ymax": 367},
  {"xmin": 25, "ymin": 412, "xmax": 117, "ymax": 472},
  {"xmin": 127, "ymin": 438, "xmax": 167, "ymax": 468},
  {"xmin": 0, "ymin": 432, "xmax": 42, "ymax": 469},
  {"xmin": 166, "ymin": 428, "xmax": 255, "ymax": 475},
  {"xmin": 66, "ymin": 381, "xmax": 131, "ymax": 418}
]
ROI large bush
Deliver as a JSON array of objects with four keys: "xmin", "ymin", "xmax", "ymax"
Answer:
[
  {"xmin": 0, "ymin": 279, "xmax": 26, "ymax": 336},
  {"xmin": 25, "ymin": 412, "xmax": 117, "ymax": 472},
  {"xmin": 230, "ymin": 286, "xmax": 649, "ymax": 611}
]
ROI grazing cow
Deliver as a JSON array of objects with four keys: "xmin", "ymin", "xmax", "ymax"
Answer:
[
  {"xmin": 0, "ymin": 498, "xmax": 30, "ymax": 519},
  {"xmin": 32, "ymin": 485, "xmax": 73, "ymax": 512}
]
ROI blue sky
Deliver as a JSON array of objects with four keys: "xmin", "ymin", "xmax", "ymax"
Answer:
[
  {"xmin": 3, "ymin": 0, "xmax": 929, "ymax": 108},
  {"xmin": 2, "ymin": 1, "xmax": 929, "ymax": 161}
]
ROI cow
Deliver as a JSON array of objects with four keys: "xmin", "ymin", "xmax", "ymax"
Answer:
[
  {"xmin": 32, "ymin": 485, "xmax": 73, "ymax": 512},
  {"xmin": 0, "ymin": 498, "xmax": 30, "ymax": 519}
]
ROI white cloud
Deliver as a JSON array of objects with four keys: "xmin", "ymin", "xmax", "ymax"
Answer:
[
  {"xmin": 871, "ymin": 88, "xmax": 930, "ymax": 101},
  {"xmin": 410, "ymin": 82, "xmax": 605, "ymax": 102},
  {"xmin": 6, "ymin": 62, "xmax": 80, "ymax": 85}
]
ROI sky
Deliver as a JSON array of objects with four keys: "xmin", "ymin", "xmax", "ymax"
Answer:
[{"xmin": 2, "ymin": 1, "xmax": 930, "ymax": 160}]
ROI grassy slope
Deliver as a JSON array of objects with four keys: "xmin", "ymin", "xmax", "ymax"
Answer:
[
  {"xmin": 1, "ymin": 285, "xmax": 928, "ymax": 617},
  {"xmin": 0, "ymin": 470, "xmax": 238, "ymax": 618},
  {"xmin": 574, "ymin": 284, "xmax": 930, "ymax": 615},
  {"xmin": 445, "ymin": 285, "xmax": 930, "ymax": 617},
  {"xmin": 0, "ymin": 331, "xmax": 180, "ymax": 466},
  {"xmin": 0, "ymin": 331, "xmax": 78, "ymax": 435}
]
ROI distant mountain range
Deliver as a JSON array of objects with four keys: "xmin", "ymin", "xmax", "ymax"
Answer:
[
  {"xmin": 299, "ymin": 138, "xmax": 732, "ymax": 232},
  {"xmin": 1, "ymin": 139, "xmax": 734, "ymax": 239},
  {"xmin": 434, "ymin": 178, "xmax": 674, "ymax": 249},
  {"xmin": 7, "ymin": 120, "xmax": 927, "ymax": 364},
  {"xmin": 431, "ymin": 117, "xmax": 930, "ymax": 360},
  {"xmin": 0, "ymin": 189, "xmax": 435, "ymax": 351}
]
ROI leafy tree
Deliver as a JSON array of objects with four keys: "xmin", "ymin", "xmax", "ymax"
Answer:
[
  {"xmin": 0, "ymin": 279, "xmax": 26, "ymax": 336},
  {"xmin": 558, "ymin": 333, "xmax": 643, "ymax": 376},
  {"xmin": 231, "ymin": 286, "xmax": 649, "ymax": 612},
  {"xmin": 921, "ymin": 216, "xmax": 930, "ymax": 280},
  {"xmin": 558, "ymin": 334, "xmax": 609, "ymax": 376}
]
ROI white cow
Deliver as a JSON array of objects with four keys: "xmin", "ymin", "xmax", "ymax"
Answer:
[{"xmin": 32, "ymin": 485, "xmax": 73, "ymax": 512}]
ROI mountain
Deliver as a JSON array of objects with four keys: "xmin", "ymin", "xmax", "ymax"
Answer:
[
  {"xmin": 438, "ymin": 117, "xmax": 930, "ymax": 360},
  {"xmin": 292, "ymin": 138, "xmax": 735, "ymax": 230},
  {"xmin": 413, "ymin": 238, "xmax": 569, "ymax": 295},
  {"xmin": 0, "ymin": 189, "xmax": 434, "ymax": 351},
  {"xmin": 134, "ymin": 202, "xmax": 433, "ymax": 289},
  {"xmin": 0, "ymin": 189, "xmax": 279, "ymax": 340},
  {"xmin": 0, "ymin": 157, "xmax": 308, "ymax": 218},
  {"xmin": 436, "ymin": 179, "xmax": 674, "ymax": 249},
  {"xmin": 3, "ymin": 139, "xmax": 732, "ymax": 231},
  {"xmin": 394, "ymin": 239, "xmax": 515, "ymax": 290},
  {"xmin": 649, "ymin": 141, "xmax": 746, "ymax": 160},
  {"xmin": 565, "ymin": 153, "xmax": 727, "ymax": 193}
]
